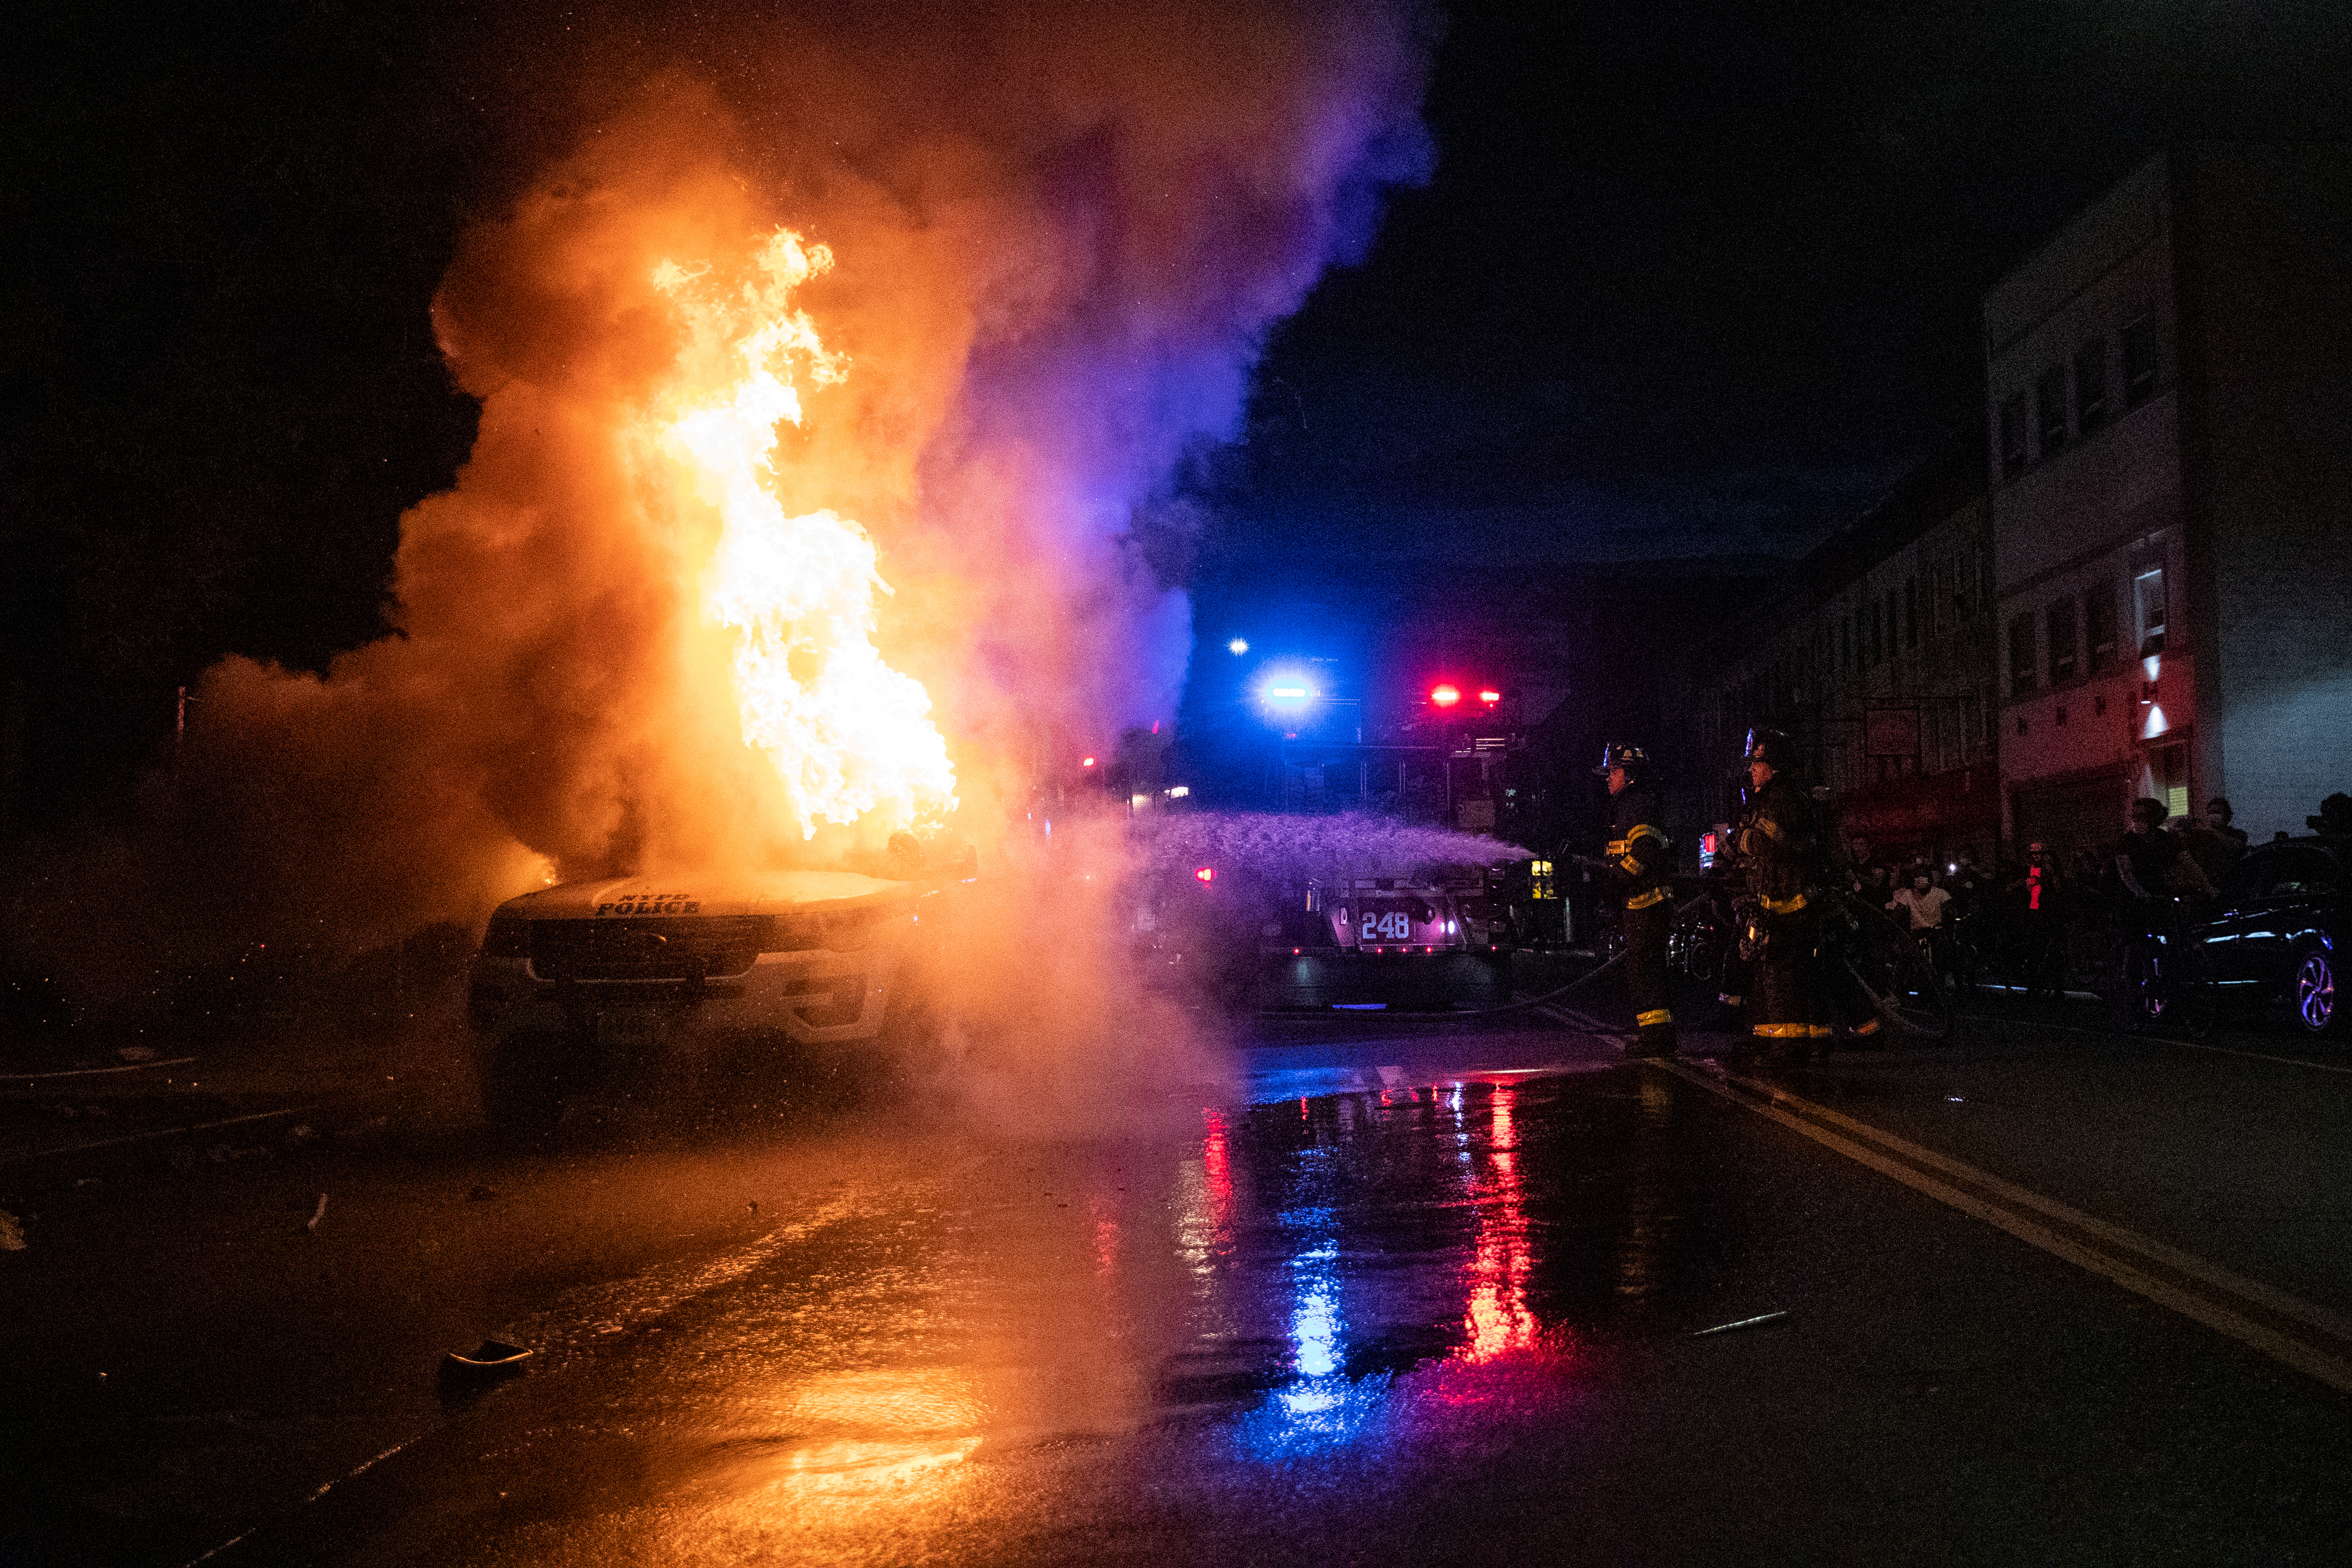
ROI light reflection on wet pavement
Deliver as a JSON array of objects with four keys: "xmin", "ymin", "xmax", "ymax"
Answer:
[
  {"xmin": 285, "ymin": 1058, "xmax": 1730, "ymax": 1566},
  {"xmin": 189, "ymin": 1023, "xmax": 2352, "ymax": 1566},
  {"xmin": 25, "ymin": 1012, "xmax": 2352, "ymax": 1563}
]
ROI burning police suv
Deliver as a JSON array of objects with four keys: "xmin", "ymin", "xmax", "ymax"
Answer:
[{"xmin": 467, "ymin": 869, "xmax": 949, "ymax": 1126}]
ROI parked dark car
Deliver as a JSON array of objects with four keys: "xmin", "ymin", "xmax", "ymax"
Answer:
[{"xmin": 2123, "ymin": 837, "xmax": 2342, "ymax": 1035}]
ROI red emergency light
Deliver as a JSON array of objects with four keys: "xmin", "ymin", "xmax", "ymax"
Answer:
[
  {"xmin": 1080, "ymin": 756, "xmax": 1097, "ymax": 768},
  {"xmin": 1429, "ymin": 684, "xmax": 1461, "ymax": 708},
  {"xmin": 1194, "ymin": 866, "xmax": 1215, "ymax": 883},
  {"xmin": 1478, "ymin": 688, "xmax": 1502, "ymax": 705}
]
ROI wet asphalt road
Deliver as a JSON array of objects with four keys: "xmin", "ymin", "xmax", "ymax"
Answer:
[{"xmin": 7, "ymin": 1001, "xmax": 2352, "ymax": 1566}]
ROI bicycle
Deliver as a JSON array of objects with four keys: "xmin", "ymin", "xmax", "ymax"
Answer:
[
  {"xmin": 1942, "ymin": 905, "xmax": 1990, "ymax": 995},
  {"xmin": 2112, "ymin": 901, "xmax": 2215, "ymax": 1039},
  {"xmin": 1824, "ymin": 888, "xmax": 1955, "ymax": 1041}
]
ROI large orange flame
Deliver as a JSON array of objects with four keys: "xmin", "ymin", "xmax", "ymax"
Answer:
[
  {"xmin": 128, "ymin": 8, "xmax": 1432, "ymax": 977},
  {"xmin": 647, "ymin": 229, "xmax": 957, "ymax": 840}
]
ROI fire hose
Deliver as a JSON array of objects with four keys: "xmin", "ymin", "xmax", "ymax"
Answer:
[{"xmin": 1271, "ymin": 886, "xmax": 1947, "ymax": 1038}]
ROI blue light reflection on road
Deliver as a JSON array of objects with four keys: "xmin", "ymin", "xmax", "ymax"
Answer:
[
  {"xmin": 1259, "ymin": 1195, "xmax": 1393, "ymax": 1452},
  {"xmin": 1231, "ymin": 1082, "xmax": 1565, "ymax": 1462},
  {"xmin": 1235, "ymin": 1183, "xmax": 1401, "ymax": 1455}
]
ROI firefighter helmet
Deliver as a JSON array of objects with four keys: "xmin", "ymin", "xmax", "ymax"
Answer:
[
  {"xmin": 1592, "ymin": 742, "xmax": 1652, "ymax": 779},
  {"xmin": 1743, "ymin": 726, "xmax": 1798, "ymax": 770}
]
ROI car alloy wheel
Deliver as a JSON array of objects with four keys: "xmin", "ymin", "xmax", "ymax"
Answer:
[{"xmin": 2295, "ymin": 949, "xmax": 2336, "ymax": 1035}]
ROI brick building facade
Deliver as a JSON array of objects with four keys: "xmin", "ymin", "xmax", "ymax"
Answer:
[
  {"xmin": 1676, "ymin": 442, "xmax": 2001, "ymax": 873},
  {"xmin": 1987, "ymin": 146, "xmax": 2352, "ymax": 853}
]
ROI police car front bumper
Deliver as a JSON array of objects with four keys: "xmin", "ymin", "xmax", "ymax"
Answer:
[{"xmin": 467, "ymin": 942, "xmax": 911, "ymax": 1054}]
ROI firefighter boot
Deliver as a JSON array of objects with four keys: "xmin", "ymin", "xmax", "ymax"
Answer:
[{"xmin": 1627, "ymin": 1009, "xmax": 1678, "ymax": 1057}]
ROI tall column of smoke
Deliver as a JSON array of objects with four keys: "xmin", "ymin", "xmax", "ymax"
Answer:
[{"xmin": 164, "ymin": 0, "xmax": 1432, "ymax": 962}]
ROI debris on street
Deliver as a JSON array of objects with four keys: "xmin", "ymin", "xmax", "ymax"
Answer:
[
  {"xmin": 442, "ymin": 1339, "xmax": 531, "ymax": 1380},
  {"xmin": 1690, "ymin": 1310, "xmax": 1790, "ymax": 1337},
  {"xmin": 305, "ymin": 1193, "xmax": 328, "ymax": 1233}
]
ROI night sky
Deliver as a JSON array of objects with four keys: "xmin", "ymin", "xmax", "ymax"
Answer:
[{"xmin": 9, "ymin": 0, "xmax": 2352, "ymax": 828}]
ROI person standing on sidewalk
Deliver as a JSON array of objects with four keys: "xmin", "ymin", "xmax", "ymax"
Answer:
[
  {"xmin": 1890, "ymin": 866, "xmax": 1953, "ymax": 979},
  {"xmin": 1598, "ymin": 743, "xmax": 1677, "ymax": 1057}
]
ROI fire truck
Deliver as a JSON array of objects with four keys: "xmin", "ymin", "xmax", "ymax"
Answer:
[{"xmin": 1258, "ymin": 864, "xmax": 1515, "ymax": 1011}]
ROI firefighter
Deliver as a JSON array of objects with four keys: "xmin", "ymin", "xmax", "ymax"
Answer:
[
  {"xmin": 1597, "ymin": 743, "xmax": 1677, "ymax": 1057},
  {"xmin": 1735, "ymin": 726, "xmax": 1830, "ymax": 1060}
]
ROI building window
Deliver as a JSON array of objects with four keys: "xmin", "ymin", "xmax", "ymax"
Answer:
[
  {"xmin": 2048, "ymin": 598, "xmax": 2079, "ymax": 684},
  {"xmin": 2010, "ymin": 612, "xmax": 2037, "ymax": 696},
  {"xmin": 2036, "ymin": 363, "xmax": 2070, "ymax": 456},
  {"xmin": 1905, "ymin": 578, "xmax": 1919, "ymax": 650},
  {"xmin": 2150, "ymin": 743, "xmax": 2189, "ymax": 823},
  {"xmin": 2085, "ymin": 581, "xmax": 2118, "ymax": 672},
  {"xmin": 2134, "ymin": 567, "xmax": 2167, "ymax": 656},
  {"xmin": 1998, "ymin": 393, "xmax": 2028, "ymax": 479},
  {"xmin": 2074, "ymin": 337, "xmax": 2107, "ymax": 434},
  {"xmin": 2122, "ymin": 314, "xmax": 2160, "ymax": 408}
]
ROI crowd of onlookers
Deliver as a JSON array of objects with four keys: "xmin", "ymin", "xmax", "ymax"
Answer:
[{"xmin": 1847, "ymin": 790, "xmax": 2352, "ymax": 990}]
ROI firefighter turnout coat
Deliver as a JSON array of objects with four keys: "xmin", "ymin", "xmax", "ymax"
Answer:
[
  {"xmin": 1608, "ymin": 784, "xmax": 1677, "ymax": 1048},
  {"xmin": 1738, "ymin": 774, "xmax": 1829, "ymax": 1040},
  {"xmin": 1607, "ymin": 786, "xmax": 1672, "ymax": 912}
]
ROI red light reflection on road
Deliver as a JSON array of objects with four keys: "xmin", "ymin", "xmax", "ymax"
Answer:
[
  {"xmin": 1203, "ymin": 1109, "xmax": 1234, "ymax": 1224},
  {"xmin": 1461, "ymin": 1085, "xmax": 1536, "ymax": 1362},
  {"xmin": 1178, "ymin": 1108, "xmax": 1238, "ymax": 1288}
]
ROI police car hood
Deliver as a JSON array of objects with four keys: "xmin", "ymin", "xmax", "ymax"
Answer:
[{"xmin": 497, "ymin": 871, "xmax": 913, "ymax": 921}]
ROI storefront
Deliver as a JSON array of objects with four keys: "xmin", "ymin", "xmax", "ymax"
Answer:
[{"xmin": 1832, "ymin": 764, "xmax": 2002, "ymax": 870}]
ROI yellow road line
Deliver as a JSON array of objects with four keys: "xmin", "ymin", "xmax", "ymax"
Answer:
[{"xmin": 1653, "ymin": 1058, "xmax": 2352, "ymax": 1397}]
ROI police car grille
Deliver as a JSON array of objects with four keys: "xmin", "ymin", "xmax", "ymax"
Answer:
[{"xmin": 530, "ymin": 918, "xmax": 763, "ymax": 982}]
